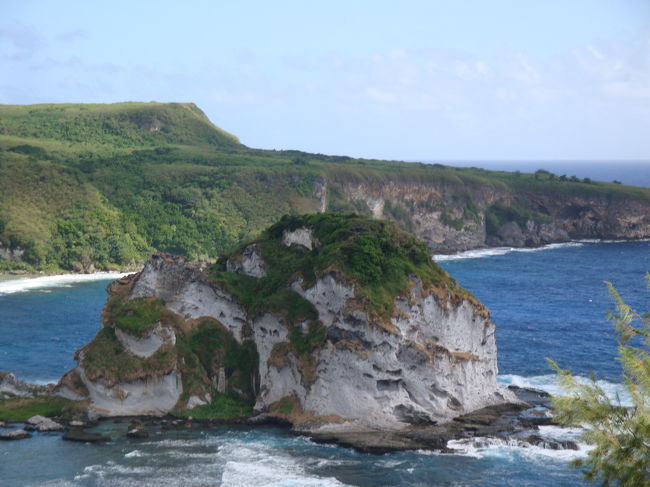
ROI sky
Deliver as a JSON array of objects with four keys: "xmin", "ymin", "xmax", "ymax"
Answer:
[{"xmin": 1, "ymin": 0, "xmax": 650, "ymax": 162}]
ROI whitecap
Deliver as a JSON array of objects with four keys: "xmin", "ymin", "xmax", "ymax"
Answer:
[
  {"xmin": 537, "ymin": 425, "xmax": 584, "ymax": 443},
  {"xmin": 498, "ymin": 374, "xmax": 632, "ymax": 407},
  {"xmin": 219, "ymin": 441, "xmax": 350, "ymax": 487},
  {"xmin": 576, "ymin": 237, "xmax": 650, "ymax": 244},
  {"xmin": 446, "ymin": 436, "xmax": 590, "ymax": 462},
  {"xmin": 0, "ymin": 272, "xmax": 132, "ymax": 295},
  {"xmin": 125, "ymin": 450, "xmax": 145, "ymax": 458},
  {"xmin": 434, "ymin": 238, "xmax": 649, "ymax": 262},
  {"xmin": 433, "ymin": 242, "xmax": 584, "ymax": 261}
]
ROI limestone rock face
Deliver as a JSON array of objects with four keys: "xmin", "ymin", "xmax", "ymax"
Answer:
[
  {"xmin": 68, "ymin": 259, "xmax": 513, "ymax": 428},
  {"xmin": 0, "ymin": 372, "xmax": 53, "ymax": 398},
  {"xmin": 0, "ymin": 244, "xmax": 24, "ymax": 262},
  {"xmin": 115, "ymin": 324, "xmax": 176, "ymax": 358},
  {"xmin": 131, "ymin": 254, "xmax": 247, "ymax": 341},
  {"xmin": 226, "ymin": 244, "xmax": 267, "ymax": 277},
  {"xmin": 335, "ymin": 181, "xmax": 650, "ymax": 253},
  {"xmin": 25, "ymin": 415, "xmax": 64, "ymax": 432},
  {"xmin": 78, "ymin": 367, "xmax": 182, "ymax": 417},
  {"xmin": 258, "ymin": 274, "xmax": 516, "ymax": 431},
  {"xmin": 282, "ymin": 227, "xmax": 316, "ymax": 250}
]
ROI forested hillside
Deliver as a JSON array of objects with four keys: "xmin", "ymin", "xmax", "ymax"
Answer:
[{"xmin": 1, "ymin": 102, "xmax": 648, "ymax": 273}]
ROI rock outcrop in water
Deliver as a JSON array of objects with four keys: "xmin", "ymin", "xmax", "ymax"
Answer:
[{"xmin": 56, "ymin": 213, "xmax": 518, "ymax": 432}]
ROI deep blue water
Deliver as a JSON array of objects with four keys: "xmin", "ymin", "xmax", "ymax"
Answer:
[
  {"xmin": 428, "ymin": 161, "xmax": 650, "ymax": 188},
  {"xmin": 440, "ymin": 241, "xmax": 650, "ymax": 381},
  {"xmin": 0, "ymin": 240, "xmax": 648, "ymax": 486},
  {"xmin": 0, "ymin": 279, "xmax": 111, "ymax": 383}
]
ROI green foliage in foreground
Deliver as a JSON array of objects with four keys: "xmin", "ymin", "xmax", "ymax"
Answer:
[
  {"xmin": 0, "ymin": 396, "xmax": 73, "ymax": 421},
  {"xmin": 549, "ymin": 275, "xmax": 650, "ymax": 487},
  {"xmin": 174, "ymin": 393, "xmax": 253, "ymax": 420}
]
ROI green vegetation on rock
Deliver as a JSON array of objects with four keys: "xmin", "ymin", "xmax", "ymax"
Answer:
[
  {"xmin": 485, "ymin": 199, "xmax": 551, "ymax": 236},
  {"xmin": 175, "ymin": 393, "xmax": 253, "ymax": 420},
  {"xmin": 175, "ymin": 319, "xmax": 259, "ymax": 403},
  {"xmin": 0, "ymin": 396, "xmax": 73, "ymax": 421},
  {"xmin": 110, "ymin": 297, "xmax": 165, "ymax": 336},
  {"xmin": 212, "ymin": 213, "xmax": 474, "ymax": 321},
  {"xmin": 74, "ymin": 212, "xmax": 488, "ymax": 420},
  {"xmin": 79, "ymin": 327, "xmax": 176, "ymax": 385}
]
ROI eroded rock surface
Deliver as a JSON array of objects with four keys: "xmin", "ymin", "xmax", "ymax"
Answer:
[
  {"xmin": 0, "ymin": 372, "xmax": 53, "ymax": 398},
  {"xmin": 25, "ymin": 415, "xmax": 64, "ymax": 432},
  {"xmin": 226, "ymin": 244, "xmax": 267, "ymax": 277}
]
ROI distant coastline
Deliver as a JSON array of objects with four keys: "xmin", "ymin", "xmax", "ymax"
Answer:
[
  {"xmin": 433, "ymin": 237, "xmax": 650, "ymax": 262},
  {"xmin": 419, "ymin": 160, "xmax": 650, "ymax": 188}
]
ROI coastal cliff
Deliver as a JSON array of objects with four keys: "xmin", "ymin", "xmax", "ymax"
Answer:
[
  {"xmin": 1, "ymin": 102, "xmax": 649, "ymax": 274},
  {"xmin": 329, "ymin": 178, "xmax": 650, "ymax": 253},
  {"xmin": 56, "ymin": 214, "xmax": 518, "ymax": 432}
]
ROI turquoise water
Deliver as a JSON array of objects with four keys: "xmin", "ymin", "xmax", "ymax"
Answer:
[{"xmin": 1, "ymin": 240, "xmax": 648, "ymax": 486}]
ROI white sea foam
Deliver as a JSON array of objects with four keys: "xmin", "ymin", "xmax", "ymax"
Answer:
[
  {"xmin": 430, "ymin": 373, "xmax": 643, "ymax": 464},
  {"xmin": 447, "ymin": 423, "xmax": 590, "ymax": 461},
  {"xmin": 446, "ymin": 436, "xmax": 591, "ymax": 462},
  {"xmin": 434, "ymin": 238, "xmax": 648, "ymax": 262},
  {"xmin": 0, "ymin": 272, "xmax": 132, "ymax": 295},
  {"xmin": 537, "ymin": 425, "xmax": 584, "ymax": 443},
  {"xmin": 124, "ymin": 450, "xmax": 145, "ymax": 458},
  {"xmin": 219, "ymin": 441, "xmax": 349, "ymax": 487},
  {"xmin": 497, "ymin": 374, "xmax": 632, "ymax": 407},
  {"xmin": 576, "ymin": 238, "xmax": 650, "ymax": 244},
  {"xmin": 433, "ymin": 242, "xmax": 584, "ymax": 261}
]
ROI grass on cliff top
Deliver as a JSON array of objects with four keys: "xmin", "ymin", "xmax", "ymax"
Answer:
[
  {"xmin": 79, "ymin": 327, "xmax": 176, "ymax": 385},
  {"xmin": 210, "ymin": 213, "xmax": 474, "ymax": 321},
  {"xmin": 0, "ymin": 102, "xmax": 241, "ymax": 148},
  {"xmin": 0, "ymin": 396, "xmax": 73, "ymax": 421},
  {"xmin": 107, "ymin": 297, "xmax": 165, "ymax": 336}
]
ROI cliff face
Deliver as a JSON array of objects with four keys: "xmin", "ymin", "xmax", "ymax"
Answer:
[
  {"xmin": 57, "ymin": 214, "xmax": 517, "ymax": 431},
  {"xmin": 332, "ymin": 180, "xmax": 650, "ymax": 253}
]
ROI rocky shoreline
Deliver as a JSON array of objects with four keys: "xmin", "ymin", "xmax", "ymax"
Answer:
[{"xmin": 0, "ymin": 385, "xmax": 579, "ymax": 455}]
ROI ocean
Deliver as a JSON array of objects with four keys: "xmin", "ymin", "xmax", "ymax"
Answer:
[
  {"xmin": 428, "ymin": 161, "xmax": 650, "ymax": 188},
  {"xmin": 1, "ymin": 240, "xmax": 649, "ymax": 486}
]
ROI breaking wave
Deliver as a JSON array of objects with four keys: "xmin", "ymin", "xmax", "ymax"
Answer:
[
  {"xmin": 55, "ymin": 434, "xmax": 350, "ymax": 487},
  {"xmin": 445, "ymin": 435, "xmax": 590, "ymax": 462},
  {"xmin": 433, "ymin": 238, "xmax": 649, "ymax": 262},
  {"xmin": 0, "ymin": 272, "xmax": 131, "ymax": 295},
  {"xmin": 498, "ymin": 374, "xmax": 632, "ymax": 407},
  {"xmin": 433, "ymin": 242, "xmax": 584, "ymax": 261}
]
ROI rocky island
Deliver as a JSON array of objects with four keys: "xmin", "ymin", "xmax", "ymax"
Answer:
[
  {"xmin": 57, "ymin": 213, "xmax": 518, "ymax": 429},
  {"xmin": 7, "ymin": 213, "xmax": 574, "ymax": 451}
]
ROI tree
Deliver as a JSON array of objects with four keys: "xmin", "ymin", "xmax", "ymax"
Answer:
[{"xmin": 549, "ymin": 275, "xmax": 650, "ymax": 487}]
